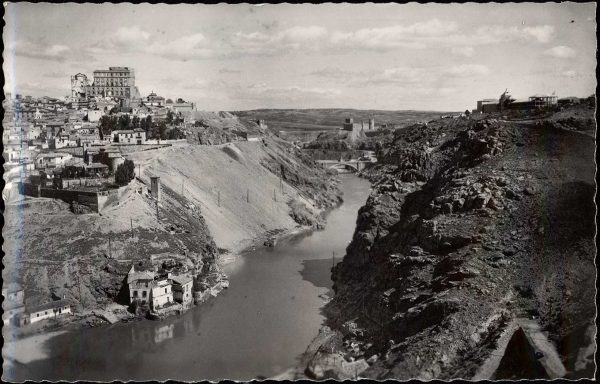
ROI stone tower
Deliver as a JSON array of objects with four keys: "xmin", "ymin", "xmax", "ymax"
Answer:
[{"xmin": 150, "ymin": 176, "xmax": 161, "ymax": 202}]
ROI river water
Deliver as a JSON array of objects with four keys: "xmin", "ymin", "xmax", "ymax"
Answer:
[{"xmin": 4, "ymin": 175, "xmax": 371, "ymax": 382}]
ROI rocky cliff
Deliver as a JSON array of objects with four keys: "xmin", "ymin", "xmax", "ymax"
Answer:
[{"xmin": 307, "ymin": 105, "xmax": 596, "ymax": 380}]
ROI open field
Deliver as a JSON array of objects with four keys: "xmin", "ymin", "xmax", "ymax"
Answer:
[{"xmin": 233, "ymin": 109, "xmax": 451, "ymax": 136}]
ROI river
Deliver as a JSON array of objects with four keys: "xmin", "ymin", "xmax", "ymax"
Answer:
[{"xmin": 3, "ymin": 175, "xmax": 371, "ymax": 382}]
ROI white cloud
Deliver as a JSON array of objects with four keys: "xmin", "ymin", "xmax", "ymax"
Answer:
[
  {"xmin": 451, "ymin": 46, "xmax": 475, "ymax": 57},
  {"xmin": 43, "ymin": 71, "xmax": 67, "ymax": 78},
  {"xmin": 464, "ymin": 24, "xmax": 555, "ymax": 46},
  {"xmin": 219, "ymin": 68, "xmax": 242, "ymax": 74},
  {"xmin": 361, "ymin": 67, "xmax": 429, "ymax": 85},
  {"xmin": 146, "ymin": 33, "xmax": 215, "ymax": 60},
  {"xmin": 113, "ymin": 26, "xmax": 150, "ymax": 46},
  {"xmin": 309, "ymin": 67, "xmax": 369, "ymax": 81},
  {"xmin": 73, "ymin": 20, "xmax": 557, "ymax": 63},
  {"xmin": 230, "ymin": 25, "xmax": 329, "ymax": 55},
  {"xmin": 412, "ymin": 87, "xmax": 457, "ymax": 96},
  {"xmin": 444, "ymin": 64, "xmax": 490, "ymax": 77},
  {"xmin": 8, "ymin": 40, "xmax": 72, "ymax": 62},
  {"xmin": 329, "ymin": 19, "xmax": 456, "ymax": 51},
  {"xmin": 239, "ymin": 83, "xmax": 342, "ymax": 99},
  {"xmin": 522, "ymin": 25, "xmax": 555, "ymax": 43},
  {"xmin": 544, "ymin": 45, "xmax": 576, "ymax": 58},
  {"xmin": 279, "ymin": 26, "xmax": 328, "ymax": 42}
]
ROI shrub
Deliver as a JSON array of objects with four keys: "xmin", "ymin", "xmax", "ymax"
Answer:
[{"xmin": 115, "ymin": 159, "xmax": 135, "ymax": 186}]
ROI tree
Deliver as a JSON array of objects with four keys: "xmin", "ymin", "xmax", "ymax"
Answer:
[
  {"xmin": 61, "ymin": 165, "xmax": 85, "ymax": 178},
  {"xmin": 464, "ymin": 109, "xmax": 471, "ymax": 116},
  {"xmin": 174, "ymin": 112, "xmax": 183, "ymax": 125},
  {"xmin": 166, "ymin": 110, "xmax": 174, "ymax": 124},
  {"xmin": 115, "ymin": 159, "xmax": 135, "ymax": 186},
  {"xmin": 159, "ymin": 122, "xmax": 168, "ymax": 139},
  {"xmin": 118, "ymin": 114, "xmax": 131, "ymax": 130},
  {"xmin": 150, "ymin": 121, "xmax": 168, "ymax": 140},
  {"xmin": 144, "ymin": 116, "xmax": 153, "ymax": 134},
  {"xmin": 168, "ymin": 126, "xmax": 185, "ymax": 140},
  {"xmin": 99, "ymin": 115, "xmax": 118, "ymax": 140},
  {"xmin": 132, "ymin": 115, "xmax": 140, "ymax": 129}
]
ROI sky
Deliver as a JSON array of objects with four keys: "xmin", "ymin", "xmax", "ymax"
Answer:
[{"xmin": 2, "ymin": 3, "xmax": 597, "ymax": 112}]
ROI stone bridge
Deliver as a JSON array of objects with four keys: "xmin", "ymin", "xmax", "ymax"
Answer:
[{"xmin": 315, "ymin": 159, "xmax": 374, "ymax": 173}]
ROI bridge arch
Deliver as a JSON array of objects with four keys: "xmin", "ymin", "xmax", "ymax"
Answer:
[{"xmin": 328, "ymin": 163, "xmax": 359, "ymax": 172}]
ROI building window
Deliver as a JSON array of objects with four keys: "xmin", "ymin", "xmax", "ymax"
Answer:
[
  {"xmin": 165, "ymin": 288, "xmax": 167, "ymax": 294},
  {"xmin": 133, "ymin": 290, "xmax": 138, "ymax": 297},
  {"xmin": 142, "ymin": 291, "xmax": 147, "ymax": 298}
]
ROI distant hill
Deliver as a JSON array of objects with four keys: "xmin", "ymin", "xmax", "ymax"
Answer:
[{"xmin": 231, "ymin": 109, "xmax": 453, "ymax": 133}]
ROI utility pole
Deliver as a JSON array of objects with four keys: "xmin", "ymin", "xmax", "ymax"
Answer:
[
  {"xmin": 76, "ymin": 257, "xmax": 84, "ymax": 309},
  {"xmin": 246, "ymin": 188, "xmax": 249, "ymax": 203},
  {"xmin": 130, "ymin": 218, "xmax": 134, "ymax": 238}
]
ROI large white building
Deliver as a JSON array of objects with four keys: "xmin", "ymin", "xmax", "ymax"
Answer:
[
  {"xmin": 151, "ymin": 279, "xmax": 174, "ymax": 310},
  {"xmin": 112, "ymin": 129, "xmax": 146, "ymax": 145},
  {"xmin": 27, "ymin": 299, "xmax": 72, "ymax": 324},
  {"xmin": 172, "ymin": 275, "xmax": 193, "ymax": 306}
]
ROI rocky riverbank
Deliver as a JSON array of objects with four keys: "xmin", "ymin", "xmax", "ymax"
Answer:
[{"xmin": 302, "ymin": 104, "xmax": 596, "ymax": 380}]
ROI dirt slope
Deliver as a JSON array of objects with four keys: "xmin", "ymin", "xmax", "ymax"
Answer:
[{"xmin": 127, "ymin": 137, "xmax": 341, "ymax": 255}]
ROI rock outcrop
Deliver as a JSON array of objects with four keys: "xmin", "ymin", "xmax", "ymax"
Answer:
[{"xmin": 312, "ymin": 105, "xmax": 596, "ymax": 380}]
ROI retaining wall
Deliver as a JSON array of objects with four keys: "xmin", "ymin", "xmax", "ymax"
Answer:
[{"xmin": 18, "ymin": 182, "xmax": 128, "ymax": 213}]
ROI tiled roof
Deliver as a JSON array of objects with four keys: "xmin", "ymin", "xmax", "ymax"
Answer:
[
  {"xmin": 84, "ymin": 162, "xmax": 109, "ymax": 169},
  {"xmin": 37, "ymin": 152, "xmax": 71, "ymax": 159},
  {"xmin": 172, "ymin": 274, "xmax": 193, "ymax": 286},
  {"xmin": 128, "ymin": 271, "xmax": 155, "ymax": 284}
]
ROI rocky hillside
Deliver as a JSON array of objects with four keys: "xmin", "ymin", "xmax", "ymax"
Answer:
[
  {"xmin": 2, "ymin": 176, "xmax": 218, "ymax": 312},
  {"xmin": 3, "ymin": 118, "xmax": 341, "ymax": 317},
  {"xmin": 184, "ymin": 110, "xmax": 265, "ymax": 145},
  {"xmin": 305, "ymin": 104, "xmax": 596, "ymax": 379}
]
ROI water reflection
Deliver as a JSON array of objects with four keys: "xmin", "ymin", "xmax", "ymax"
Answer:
[{"xmin": 154, "ymin": 324, "xmax": 174, "ymax": 344}]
